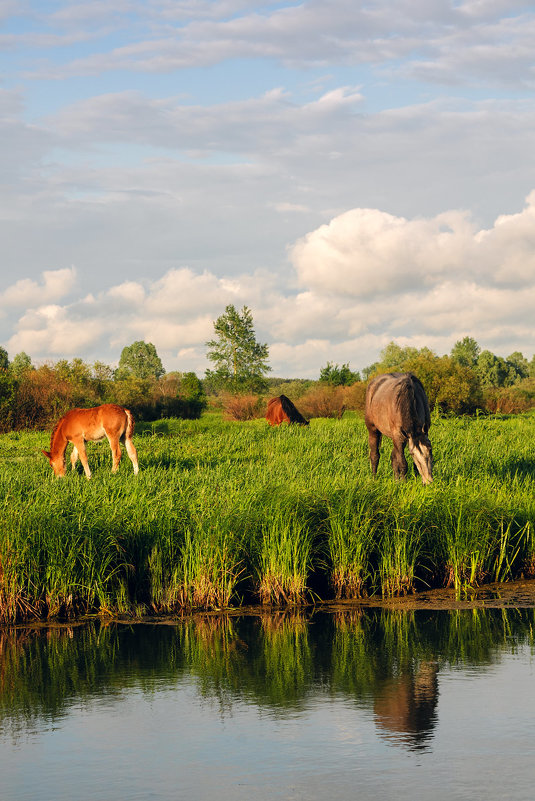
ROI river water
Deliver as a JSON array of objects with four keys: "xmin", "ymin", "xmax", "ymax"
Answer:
[{"xmin": 1, "ymin": 609, "xmax": 534, "ymax": 801}]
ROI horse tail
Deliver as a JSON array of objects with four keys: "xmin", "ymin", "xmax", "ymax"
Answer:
[
  {"xmin": 397, "ymin": 375, "xmax": 419, "ymax": 439},
  {"xmin": 398, "ymin": 374, "xmax": 430, "ymax": 438},
  {"xmin": 125, "ymin": 408, "xmax": 135, "ymax": 439}
]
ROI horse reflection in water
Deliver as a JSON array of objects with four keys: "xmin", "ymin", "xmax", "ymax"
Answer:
[
  {"xmin": 373, "ymin": 660, "xmax": 439, "ymax": 750},
  {"xmin": 365, "ymin": 372, "xmax": 433, "ymax": 484}
]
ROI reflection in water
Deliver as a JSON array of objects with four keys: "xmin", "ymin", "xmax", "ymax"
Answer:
[
  {"xmin": 373, "ymin": 659, "xmax": 438, "ymax": 750},
  {"xmin": 2, "ymin": 609, "xmax": 535, "ymax": 800},
  {"xmin": 0, "ymin": 607, "xmax": 533, "ymax": 754}
]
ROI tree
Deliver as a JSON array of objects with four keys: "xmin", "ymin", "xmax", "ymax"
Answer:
[
  {"xmin": 319, "ymin": 362, "xmax": 360, "ymax": 385},
  {"xmin": 378, "ymin": 342, "xmax": 421, "ymax": 370},
  {"xmin": 0, "ymin": 346, "xmax": 8, "ymax": 370},
  {"xmin": 117, "ymin": 341, "xmax": 165, "ymax": 380},
  {"xmin": 450, "ymin": 337, "xmax": 480, "ymax": 368},
  {"xmin": 205, "ymin": 305, "xmax": 270, "ymax": 393},
  {"xmin": 9, "ymin": 351, "xmax": 33, "ymax": 377},
  {"xmin": 506, "ymin": 351, "xmax": 529, "ymax": 381},
  {"xmin": 476, "ymin": 350, "xmax": 516, "ymax": 388}
]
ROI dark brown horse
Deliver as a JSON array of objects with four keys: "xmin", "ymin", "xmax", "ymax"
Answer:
[
  {"xmin": 266, "ymin": 395, "xmax": 309, "ymax": 426},
  {"xmin": 42, "ymin": 403, "xmax": 139, "ymax": 478},
  {"xmin": 365, "ymin": 373, "xmax": 433, "ymax": 484}
]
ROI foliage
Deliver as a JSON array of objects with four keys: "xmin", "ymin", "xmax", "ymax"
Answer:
[
  {"xmin": 450, "ymin": 336, "xmax": 481, "ymax": 367},
  {"xmin": 9, "ymin": 352, "xmax": 33, "ymax": 377},
  {"xmin": 0, "ymin": 369, "xmax": 17, "ymax": 433},
  {"xmin": 319, "ymin": 361, "xmax": 360, "ymax": 385},
  {"xmin": 0, "ymin": 346, "xmax": 8, "ymax": 370},
  {"xmin": 117, "ymin": 340, "xmax": 165, "ymax": 380},
  {"xmin": 221, "ymin": 393, "xmax": 265, "ymax": 421},
  {"xmin": 402, "ymin": 353, "xmax": 482, "ymax": 414},
  {"xmin": 205, "ymin": 304, "xmax": 270, "ymax": 393},
  {"xmin": 298, "ymin": 385, "xmax": 347, "ymax": 419}
]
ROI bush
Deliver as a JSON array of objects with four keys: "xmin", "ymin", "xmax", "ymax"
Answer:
[
  {"xmin": 482, "ymin": 381, "xmax": 535, "ymax": 414},
  {"xmin": 222, "ymin": 394, "xmax": 265, "ymax": 421},
  {"xmin": 299, "ymin": 386, "xmax": 347, "ymax": 419}
]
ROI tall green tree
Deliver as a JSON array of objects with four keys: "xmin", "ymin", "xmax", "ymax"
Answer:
[
  {"xmin": 451, "ymin": 336, "xmax": 481, "ymax": 367},
  {"xmin": 117, "ymin": 341, "xmax": 165, "ymax": 380},
  {"xmin": 9, "ymin": 351, "xmax": 33, "ymax": 377},
  {"xmin": 0, "ymin": 346, "xmax": 8, "ymax": 370},
  {"xmin": 205, "ymin": 305, "xmax": 270, "ymax": 393},
  {"xmin": 319, "ymin": 362, "xmax": 360, "ymax": 385}
]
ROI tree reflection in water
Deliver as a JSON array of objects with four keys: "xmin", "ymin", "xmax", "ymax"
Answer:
[{"xmin": 0, "ymin": 608, "xmax": 533, "ymax": 751}]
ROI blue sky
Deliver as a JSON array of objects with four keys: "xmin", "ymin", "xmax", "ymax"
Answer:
[{"xmin": 1, "ymin": 0, "xmax": 535, "ymax": 377}]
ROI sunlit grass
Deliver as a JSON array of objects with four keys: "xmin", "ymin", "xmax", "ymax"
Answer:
[{"xmin": 0, "ymin": 410, "xmax": 534, "ymax": 620}]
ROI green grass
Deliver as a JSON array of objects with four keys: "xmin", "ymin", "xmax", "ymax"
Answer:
[{"xmin": 0, "ymin": 410, "xmax": 534, "ymax": 621}]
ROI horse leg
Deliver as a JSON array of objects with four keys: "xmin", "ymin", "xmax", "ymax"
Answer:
[
  {"xmin": 124, "ymin": 435, "xmax": 139, "ymax": 475},
  {"xmin": 391, "ymin": 437, "xmax": 408, "ymax": 481},
  {"xmin": 367, "ymin": 426, "xmax": 382, "ymax": 476},
  {"xmin": 70, "ymin": 446, "xmax": 79, "ymax": 471},
  {"xmin": 72, "ymin": 437, "xmax": 91, "ymax": 479},
  {"xmin": 107, "ymin": 433, "xmax": 122, "ymax": 473}
]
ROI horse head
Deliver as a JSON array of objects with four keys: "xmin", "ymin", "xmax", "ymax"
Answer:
[
  {"xmin": 407, "ymin": 434, "xmax": 433, "ymax": 485},
  {"xmin": 42, "ymin": 450, "xmax": 66, "ymax": 477}
]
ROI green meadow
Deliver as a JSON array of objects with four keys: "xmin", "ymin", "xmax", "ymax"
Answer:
[{"xmin": 0, "ymin": 410, "xmax": 534, "ymax": 622}]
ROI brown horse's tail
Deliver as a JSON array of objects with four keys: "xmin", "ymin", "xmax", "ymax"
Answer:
[{"xmin": 125, "ymin": 408, "xmax": 135, "ymax": 439}]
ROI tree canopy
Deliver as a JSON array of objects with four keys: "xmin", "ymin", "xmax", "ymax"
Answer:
[
  {"xmin": 319, "ymin": 362, "xmax": 360, "ymax": 385},
  {"xmin": 205, "ymin": 305, "xmax": 270, "ymax": 393},
  {"xmin": 117, "ymin": 341, "xmax": 165, "ymax": 380}
]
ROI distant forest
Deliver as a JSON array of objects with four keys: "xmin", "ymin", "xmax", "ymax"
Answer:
[{"xmin": 1, "ymin": 336, "xmax": 534, "ymax": 431}]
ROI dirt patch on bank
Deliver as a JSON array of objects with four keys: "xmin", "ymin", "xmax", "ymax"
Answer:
[{"xmin": 319, "ymin": 578, "xmax": 535, "ymax": 612}]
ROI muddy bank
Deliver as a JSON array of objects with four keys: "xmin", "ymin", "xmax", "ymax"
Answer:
[{"xmin": 7, "ymin": 579, "xmax": 535, "ymax": 629}]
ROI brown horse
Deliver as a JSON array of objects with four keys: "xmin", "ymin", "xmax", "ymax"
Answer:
[
  {"xmin": 365, "ymin": 372, "xmax": 433, "ymax": 484},
  {"xmin": 42, "ymin": 404, "xmax": 139, "ymax": 478},
  {"xmin": 266, "ymin": 395, "xmax": 309, "ymax": 426}
]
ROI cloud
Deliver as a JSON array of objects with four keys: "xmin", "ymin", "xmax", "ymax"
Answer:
[
  {"xmin": 19, "ymin": 0, "xmax": 535, "ymax": 89},
  {"xmin": 290, "ymin": 193, "xmax": 535, "ymax": 299},
  {"xmin": 5, "ymin": 194, "xmax": 535, "ymax": 377},
  {"xmin": 0, "ymin": 268, "xmax": 77, "ymax": 309}
]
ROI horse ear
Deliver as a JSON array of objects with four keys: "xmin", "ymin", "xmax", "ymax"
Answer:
[{"xmin": 42, "ymin": 450, "xmax": 51, "ymax": 460}]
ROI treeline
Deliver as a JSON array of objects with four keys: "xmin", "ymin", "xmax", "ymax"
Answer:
[
  {"xmin": 1, "ymin": 335, "xmax": 534, "ymax": 431},
  {"xmin": 0, "ymin": 342, "xmax": 206, "ymax": 432},
  {"xmin": 223, "ymin": 337, "xmax": 535, "ymax": 420}
]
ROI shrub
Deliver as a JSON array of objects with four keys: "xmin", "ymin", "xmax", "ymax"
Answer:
[
  {"xmin": 222, "ymin": 393, "xmax": 265, "ymax": 421},
  {"xmin": 299, "ymin": 385, "xmax": 347, "ymax": 419}
]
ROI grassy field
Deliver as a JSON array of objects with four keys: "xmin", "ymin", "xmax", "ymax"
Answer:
[{"xmin": 0, "ymin": 410, "xmax": 534, "ymax": 622}]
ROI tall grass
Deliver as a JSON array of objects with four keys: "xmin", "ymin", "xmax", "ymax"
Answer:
[{"xmin": 0, "ymin": 411, "xmax": 534, "ymax": 620}]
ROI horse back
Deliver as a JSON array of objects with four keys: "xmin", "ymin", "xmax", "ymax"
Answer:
[
  {"xmin": 365, "ymin": 373, "xmax": 430, "ymax": 438},
  {"xmin": 266, "ymin": 395, "xmax": 308, "ymax": 426},
  {"xmin": 61, "ymin": 404, "xmax": 131, "ymax": 441}
]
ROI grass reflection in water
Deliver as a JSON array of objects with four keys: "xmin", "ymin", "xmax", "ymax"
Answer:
[{"xmin": 1, "ymin": 607, "xmax": 533, "ymax": 753}]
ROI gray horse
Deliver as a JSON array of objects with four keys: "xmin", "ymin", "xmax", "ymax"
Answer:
[{"xmin": 365, "ymin": 372, "xmax": 433, "ymax": 484}]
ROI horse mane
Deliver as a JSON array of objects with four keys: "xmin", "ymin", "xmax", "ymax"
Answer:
[
  {"xmin": 279, "ymin": 394, "xmax": 309, "ymax": 425},
  {"xmin": 49, "ymin": 417, "xmax": 66, "ymax": 452}
]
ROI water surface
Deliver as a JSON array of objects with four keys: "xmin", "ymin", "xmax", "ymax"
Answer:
[{"xmin": 1, "ymin": 609, "xmax": 534, "ymax": 801}]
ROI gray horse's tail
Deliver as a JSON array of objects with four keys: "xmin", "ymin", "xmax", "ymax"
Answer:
[{"xmin": 397, "ymin": 374, "xmax": 429, "ymax": 438}]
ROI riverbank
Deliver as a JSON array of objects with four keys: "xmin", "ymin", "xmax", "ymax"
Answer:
[{"xmin": 0, "ymin": 411, "xmax": 534, "ymax": 623}]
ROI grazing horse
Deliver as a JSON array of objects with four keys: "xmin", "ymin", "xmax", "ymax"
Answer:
[
  {"xmin": 365, "ymin": 373, "xmax": 433, "ymax": 484},
  {"xmin": 42, "ymin": 404, "xmax": 139, "ymax": 479},
  {"xmin": 265, "ymin": 395, "xmax": 309, "ymax": 426}
]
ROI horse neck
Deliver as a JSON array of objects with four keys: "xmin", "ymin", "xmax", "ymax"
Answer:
[{"xmin": 50, "ymin": 420, "xmax": 68, "ymax": 459}]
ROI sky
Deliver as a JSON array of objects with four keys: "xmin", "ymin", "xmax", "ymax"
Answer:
[{"xmin": 1, "ymin": 0, "xmax": 535, "ymax": 378}]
